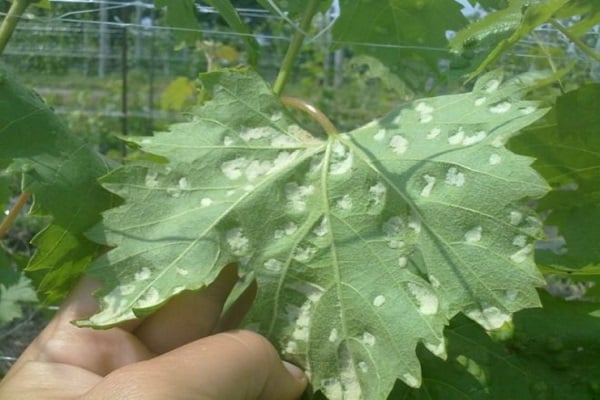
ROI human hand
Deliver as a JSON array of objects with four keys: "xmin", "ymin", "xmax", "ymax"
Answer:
[{"xmin": 0, "ymin": 265, "xmax": 307, "ymax": 399}]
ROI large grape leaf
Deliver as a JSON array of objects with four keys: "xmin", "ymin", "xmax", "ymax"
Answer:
[
  {"xmin": 81, "ymin": 68, "xmax": 549, "ymax": 399},
  {"xmin": 0, "ymin": 66, "xmax": 118, "ymax": 302},
  {"xmin": 511, "ymin": 83, "xmax": 600, "ymax": 269},
  {"xmin": 390, "ymin": 291, "xmax": 600, "ymax": 400},
  {"xmin": 450, "ymin": 0, "xmax": 599, "ymax": 78},
  {"xmin": 333, "ymin": 0, "xmax": 468, "ymax": 85}
]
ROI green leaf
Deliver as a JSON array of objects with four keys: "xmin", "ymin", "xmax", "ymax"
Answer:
[
  {"xmin": 333, "ymin": 0, "xmax": 468, "ymax": 83},
  {"xmin": 450, "ymin": 0, "xmax": 600, "ymax": 77},
  {"xmin": 82, "ymin": 69, "xmax": 549, "ymax": 399},
  {"xmin": 202, "ymin": 0, "xmax": 260, "ymax": 67},
  {"xmin": 155, "ymin": 0, "xmax": 202, "ymax": 47},
  {"xmin": 0, "ymin": 66, "xmax": 118, "ymax": 302},
  {"xmin": 392, "ymin": 291, "xmax": 600, "ymax": 399},
  {"xmin": 511, "ymin": 84, "xmax": 600, "ymax": 269},
  {"xmin": 0, "ymin": 273, "xmax": 37, "ymax": 325}
]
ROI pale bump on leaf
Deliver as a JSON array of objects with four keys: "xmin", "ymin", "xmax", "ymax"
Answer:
[{"xmin": 81, "ymin": 69, "xmax": 549, "ymax": 400}]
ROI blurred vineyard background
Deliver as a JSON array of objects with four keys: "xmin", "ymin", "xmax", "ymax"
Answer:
[{"xmin": 1, "ymin": 0, "xmax": 599, "ymax": 378}]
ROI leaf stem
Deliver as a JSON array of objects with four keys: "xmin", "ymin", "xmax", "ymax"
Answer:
[
  {"xmin": 281, "ymin": 96, "xmax": 338, "ymax": 136},
  {"xmin": 0, "ymin": 192, "xmax": 30, "ymax": 239},
  {"xmin": 272, "ymin": 0, "xmax": 321, "ymax": 96},
  {"xmin": 0, "ymin": 0, "xmax": 33, "ymax": 56},
  {"xmin": 550, "ymin": 19, "xmax": 600, "ymax": 62}
]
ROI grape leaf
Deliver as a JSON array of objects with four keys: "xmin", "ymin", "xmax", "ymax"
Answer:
[
  {"xmin": 511, "ymin": 83, "xmax": 600, "ymax": 269},
  {"xmin": 0, "ymin": 273, "xmax": 37, "ymax": 326},
  {"xmin": 391, "ymin": 291, "xmax": 600, "ymax": 400},
  {"xmin": 450, "ymin": 0, "xmax": 599, "ymax": 78},
  {"xmin": 0, "ymin": 66, "xmax": 118, "ymax": 302},
  {"xmin": 81, "ymin": 68, "xmax": 549, "ymax": 399},
  {"xmin": 333, "ymin": 0, "xmax": 468, "ymax": 83},
  {"xmin": 155, "ymin": 0, "xmax": 202, "ymax": 47}
]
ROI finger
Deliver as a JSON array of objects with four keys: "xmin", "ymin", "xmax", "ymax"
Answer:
[
  {"xmin": 133, "ymin": 263, "xmax": 239, "ymax": 354},
  {"xmin": 84, "ymin": 330, "xmax": 307, "ymax": 400},
  {"xmin": 7, "ymin": 276, "xmax": 152, "ymax": 379}
]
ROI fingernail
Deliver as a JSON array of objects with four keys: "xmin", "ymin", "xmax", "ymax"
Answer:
[{"xmin": 283, "ymin": 361, "xmax": 306, "ymax": 380}]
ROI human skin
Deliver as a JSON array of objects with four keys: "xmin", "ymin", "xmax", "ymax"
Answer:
[{"xmin": 0, "ymin": 265, "xmax": 307, "ymax": 400}]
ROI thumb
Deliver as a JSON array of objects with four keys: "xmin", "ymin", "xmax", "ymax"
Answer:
[{"xmin": 85, "ymin": 330, "xmax": 308, "ymax": 400}]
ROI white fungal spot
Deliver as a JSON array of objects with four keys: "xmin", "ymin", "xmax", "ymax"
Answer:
[
  {"xmin": 321, "ymin": 379, "xmax": 343, "ymax": 400},
  {"xmin": 358, "ymin": 361, "xmax": 369, "ymax": 373},
  {"xmin": 489, "ymin": 154, "xmax": 502, "ymax": 165},
  {"xmin": 243, "ymin": 184, "xmax": 254, "ymax": 192},
  {"xmin": 466, "ymin": 306, "xmax": 512, "ymax": 330},
  {"xmin": 416, "ymin": 102, "xmax": 434, "ymax": 114},
  {"xmin": 402, "ymin": 373, "xmax": 420, "ymax": 388},
  {"xmin": 117, "ymin": 284, "xmax": 135, "ymax": 296},
  {"xmin": 407, "ymin": 282, "xmax": 438, "ymax": 315},
  {"xmin": 510, "ymin": 244, "xmax": 534, "ymax": 263},
  {"xmin": 374, "ymin": 129, "xmax": 386, "ymax": 141},
  {"xmin": 425, "ymin": 340, "xmax": 447, "ymax": 359},
  {"xmin": 312, "ymin": 216, "xmax": 328, "ymax": 237},
  {"xmin": 416, "ymin": 102, "xmax": 434, "ymax": 124},
  {"xmin": 245, "ymin": 160, "xmax": 273, "ymax": 181},
  {"xmin": 362, "ymin": 332, "xmax": 376, "ymax": 346},
  {"xmin": 240, "ymin": 126, "xmax": 276, "ymax": 142},
  {"xmin": 176, "ymin": 267, "xmax": 189, "ymax": 276},
  {"xmin": 274, "ymin": 221, "xmax": 298, "ymax": 239},
  {"xmin": 489, "ymin": 101, "xmax": 511, "ymax": 114},
  {"xmin": 336, "ymin": 194, "xmax": 353, "ymax": 210},
  {"xmin": 390, "ymin": 135, "xmax": 409, "ymax": 155},
  {"xmin": 512, "ymin": 234, "xmax": 527, "ymax": 248},
  {"xmin": 329, "ymin": 328, "xmax": 338, "ymax": 342},
  {"xmin": 463, "ymin": 131, "xmax": 487, "ymax": 145},
  {"xmin": 427, "ymin": 127, "xmax": 441, "ymax": 139},
  {"xmin": 285, "ymin": 182, "xmax": 315, "ymax": 212},
  {"xmin": 428, "ymin": 274, "xmax": 441, "ymax": 288},
  {"xmin": 200, "ymin": 198, "xmax": 213, "ymax": 207},
  {"xmin": 448, "ymin": 127, "xmax": 465, "ymax": 145},
  {"xmin": 520, "ymin": 105, "xmax": 537, "ymax": 115},
  {"xmin": 408, "ymin": 214, "xmax": 422, "ymax": 234},
  {"xmin": 223, "ymin": 136, "xmax": 234, "ymax": 146},
  {"xmin": 421, "ymin": 174, "xmax": 436, "ymax": 197},
  {"xmin": 135, "ymin": 267, "xmax": 151, "ymax": 282},
  {"xmin": 484, "ymin": 79, "xmax": 500, "ymax": 93},
  {"xmin": 369, "ymin": 182, "xmax": 387, "ymax": 206},
  {"xmin": 226, "ymin": 228, "xmax": 250, "ymax": 255},
  {"xmin": 264, "ymin": 258, "xmax": 284, "ymax": 272},
  {"xmin": 226, "ymin": 190, "xmax": 235, "ymax": 197},
  {"xmin": 137, "ymin": 286, "xmax": 160, "ymax": 308},
  {"xmin": 491, "ymin": 135, "xmax": 507, "ymax": 148},
  {"xmin": 145, "ymin": 171, "xmax": 159, "ymax": 188},
  {"xmin": 270, "ymin": 151, "xmax": 299, "ymax": 173},
  {"xmin": 398, "ymin": 256, "xmax": 408, "ymax": 267},
  {"xmin": 464, "ymin": 226, "xmax": 483, "ymax": 243},
  {"xmin": 445, "ymin": 167, "xmax": 465, "ymax": 187},
  {"xmin": 293, "ymin": 245, "xmax": 317, "ymax": 262},
  {"xmin": 270, "ymin": 112, "xmax": 283, "ymax": 122},
  {"xmin": 509, "ymin": 211, "xmax": 523, "ymax": 225},
  {"xmin": 329, "ymin": 141, "xmax": 354, "ymax": 175},
  {"xmin": 474, "ymin": 97, "xmax": 486, "ymax": 106},
  {"xmin": 284, "ymin": 341, "xmax": 298, "ymax": 354},
  {"xmin": 221, "ymin": 157, "xmax": 247, "ymax": 180},
  {"xmin": 271, "ymin": 134, "xmax": 298, "ymax": 148},
  {"xmin": 373, "ymin": 295, "xmax": 386, "ymax": 307}
]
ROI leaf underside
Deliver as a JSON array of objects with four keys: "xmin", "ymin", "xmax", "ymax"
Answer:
[{"xmin": 82, "ymin": 68, "xmax": 549, "ymax": 400}]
